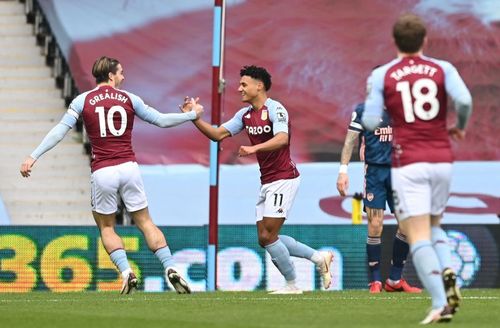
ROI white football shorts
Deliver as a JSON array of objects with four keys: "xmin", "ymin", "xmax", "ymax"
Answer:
[
  {"xmin": 255, "ymin": 176, "xmax": 300, "ymax": 221},
  {"xmin": 90, "ymin": 161, "xmax": 148, "ymax": 215},
  {"xmin": 391, "ymin": 162, "xmax": 452, "ymax": 220}
]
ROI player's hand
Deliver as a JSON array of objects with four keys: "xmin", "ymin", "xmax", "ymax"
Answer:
[
  {"xmin": 448, "ymin": 126, "xmax": 466, "ymax": 141},
  {"xmin": 180, "ymin": 97, "xmax": 203, "ymax": 120},
  {"xmin": 238, "ymin": 145, "xmax": 256, "ymax": 157},
  {"xmin": 179, "ymin": 96, "xmax": 193, "ymax": 113},
  {"xmin": 336, "ymin": 173, "xmax": 349, "ymax": 196},
  {"xmin": 20, "ymin": 156, "xmax": 36, "ymax": 178},
  {"xmin": 191, "ymin": 98, "xmax": 204, "ymax": 120}
]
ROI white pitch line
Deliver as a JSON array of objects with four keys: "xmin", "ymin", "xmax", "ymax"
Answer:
[{"xmin": 0, "ymin": 296, "xmax": 497, "ymax": 303}]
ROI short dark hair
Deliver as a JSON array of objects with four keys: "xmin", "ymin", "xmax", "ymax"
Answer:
[
  {"xmin": 392, "ymin": 14, "xmax": 426, "ymax": 53},
  {"xmin": 92, "ymin": 56, "xmax": 120, "ymax": 84},
  {"xmin": 240, "ymin": 65, "xmax": 272, "ymax": 91}
]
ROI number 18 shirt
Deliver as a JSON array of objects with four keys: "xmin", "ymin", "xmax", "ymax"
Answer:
[{"xmin": 364, "ymin": 55, "xmax": 470, "ymax": 167}]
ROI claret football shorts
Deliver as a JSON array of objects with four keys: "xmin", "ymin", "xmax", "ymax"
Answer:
[
  {"xmin": 391, "ymin": 162, "xmax": 452, "ymax": 220},
  {"xmin": 90, "ymin": 161, "xmax": 148, "ymax": 214},
  {"xmin": 255, "ymin": 176, "xmax": 300, "ymax": 221}
]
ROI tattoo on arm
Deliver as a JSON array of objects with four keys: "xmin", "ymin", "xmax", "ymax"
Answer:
[{"xmin": 340, "ymin": 130, "xmax": 360, "ymax": 165}]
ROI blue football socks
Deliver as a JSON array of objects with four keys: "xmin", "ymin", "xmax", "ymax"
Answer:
[
  {"xmin": 389, "ymin": 232, "xmax": 409, "ymax": 281},
  {"xmin": 265, "ymin": 238, "xmax": 297, "ymax": 282},
  {"xmin": 367, "ymin": 236, "xmax": 381, "ymax": 282},
  {"xmin": 109, "ymin": 248, "xmax": 130, "ymax": 273},
  {"xmin": 154, "ymin": 246, "xmax": 176, "ymax": 270},
  {"xmin": 431, "ymin": 227, "xmax": 452, "ymax": 271},
  {"xmin": 411, "ymin": 240, "xmax": 447, "ymax": 309},
  {"xmin": 278, "ymin": 235, "xmax": 315, "ymax": 259}
]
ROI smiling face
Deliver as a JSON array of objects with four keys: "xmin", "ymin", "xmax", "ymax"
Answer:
[{"xmin": 238, "ymin": 75, "xmax": 263, "ymax": 104}]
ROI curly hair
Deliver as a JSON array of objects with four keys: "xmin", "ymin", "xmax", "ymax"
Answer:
[{"xmin": 240, "ymin": 65, "xmax": 272, "ymax": 91}]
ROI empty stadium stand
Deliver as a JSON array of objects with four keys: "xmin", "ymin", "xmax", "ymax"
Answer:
[{"xmin": 0, "ymin": 0, "xmax": 93, "ymax": 224}]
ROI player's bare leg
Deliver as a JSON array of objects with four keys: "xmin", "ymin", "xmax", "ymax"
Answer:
[
  {"xmin": 130, "ymin": 207, "xmax": 167, "ymax": 251},
  {"xmin": 93, "ymin": 211, "xmax": 137, "ymax": 294},
  {"xmin": 131, "ymin": 207, "xmax": 190, "ymax": 294},
  {"xmin": 258, "ymin": 218, "xmax": 302, "ymax": 294},
  {"xmin": 257, "ymin": 216, "xmax": 286, "ymax": 252},
  {"xmin": 94, "ymin": 212, "xmax": 123, "ymax": 253}
]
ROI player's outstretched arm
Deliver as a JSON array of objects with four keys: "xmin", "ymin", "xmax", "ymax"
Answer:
[
  {"xmin": 193, "ymin": 118, "xmax": 231, "ymax": 142},
  {"xmin": 337, "ymin": 129, "xmax": 359, "ymax": 196},
  {"xmin": 152, "ymin": 110, "xmax": 202, "ymax": 128},
  {"xmin": 180, "ymin": 97, "xmax": 231, "ymax": 142},
  {"xmin": 135, "ymin": 97, "xmax": 203, "ymax": 128},
  {"xmin": 20, "ymin": 122, "xmax": 72, "ymax": 177}
]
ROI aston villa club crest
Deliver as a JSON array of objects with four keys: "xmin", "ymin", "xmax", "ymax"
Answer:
[
  {"xmin": 261, "ymin": 109, "xmax": 268, "ymax": 121},
  {"xmin": 367, "ymin": 193, "xmax": 374, "ymax": 201}
]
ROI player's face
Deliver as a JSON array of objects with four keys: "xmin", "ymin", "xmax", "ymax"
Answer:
[
  {"xmin": 238, "ymin": 76, "xmax": 261, "ymax": 103},
  {"xmin": 111, "ymin": 64, "xmax": 125, "ymax": 88}
]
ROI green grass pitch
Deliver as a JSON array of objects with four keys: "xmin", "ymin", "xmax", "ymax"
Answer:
[{"xmin": 0, "ymin": 289, "xmax": 498, "ymax": 328}]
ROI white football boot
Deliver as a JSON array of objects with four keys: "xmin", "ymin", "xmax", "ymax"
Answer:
[
  {"xmin": 420, "ymin": 305, "xmax": 453, "ymax": 324},
  {"xmin": 269, "ymin": 283, "xmax": 303, "ymax": 295},
  {"xmin": 317, "ymin": 251, "xmax": 334, "ymax": 289}
]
